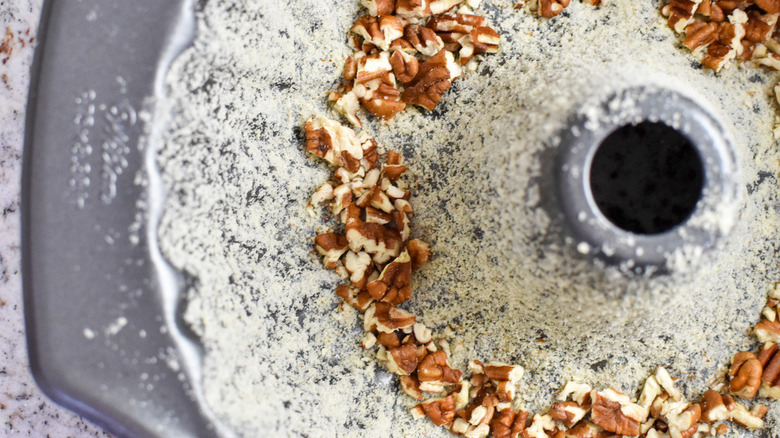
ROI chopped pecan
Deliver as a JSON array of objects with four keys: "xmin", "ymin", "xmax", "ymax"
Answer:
[
  {"xmin": 352, "ymin": 16, "xmax": 404, "ymax": 51},
  {"xmin": 756, "ymin": 0, "xmax": 780, "ymax": 13},
  {"xmin": 565, "ymin": 421, "xmax": 604, "ymax": 438},
  {"xmin": 757, "ymin": 342, "xmax": 780, "ymax": 399},
  {"xmin": 756, "ymin": 318, "xmax": 780, "ymax": 343},
  {"xmin": 400, "ymin": 375, "xmax": 423, "ymax": 400},
  {"xmin": 344, "ymin": 250, "xmax": 373, "ymax": 288},
  {"xmin": 550, "ymin": 401, "xmax": 590, "ymax": 428},
  {"xmin": 419, "ymin": 395, "xmax": 457, "ymax": 426},
  {"xmin": 413, "ymin": 322, "xmax": 432, "ymax": 343},
  {"xmin": 485, "ymin": 362, "xmax": 524, "ymax": 402},
  {"xmin": 684, "ymin": 22, "xmax": 719, "ymax": 51},
  {"xmin": 666, "ymin": 404, "xmax": 701, "ymax": 438},
  {"xmin": 471, "ymin": 26, "xmax": 500, "ymax": 53},
  {"xmin": 396, "ymin": 0, "xmax": 433, "ymax": 19},
  {"xmin": 729, "ymin": 351, "xmax": 762, "ymax": 399},
  {"xmin": 418, "ymin": 350, "xmax": 463, "ymax": 385},
  {"xmin": 404, "ymin": 24, "xmax": 445, "ymax": 57},
  {"xmin": 387, "ymin": 343, "xmax": 419, "ymax": 375},
  {"xmin": 365, "ymin": 206, "xmax": 393, "ymax": 224},
  {"xmin": 492, "ymin": 408, "xmax": 529, "ymax": 438},
  {"xmin": 730, "ymin": 400, "xmax": 764, "ymax": 429},
  {"xmin": 590, "ymin": 389, "xmax": 643, "ymax": 436},
  {"xmin": 344, "ymin": 56, "xmax": 358, "ymax": 82},
  {"xmin": 315, "ymin": 233, "xmax": 348, "ymax": 268},
  {"xmin": 361, "ymin": 82, "xmax": 406, "ymax": 121},
  {"xmin": 366, "ymin": 251, "xmax": 412, "ymax": 304},
  {"xmin": 695, "ymin": 0, "xmax": 711, "ymax": 15},
  {"xmin": 364, "ymin": 301, "xmax": 416, "ymax": 332},
  {"xmin": 429, "ymin": 0, "xmax": 465, "ymax": 14},
  {"xmin": 361, "ymin": 0, "xmax": 397, "ymax": 15},
  {"xmin": 405, "ymin": 239, "xmax": 430, "ymax": 270},
  {"xmin": 383, "ymin": 162, "xmax": 408, "ymax": 181},
  {"xmin": 305, "ymin": 120, "xmax": 333, "ymax": 159},
  {"xmin": 460, "ymin": 385, "xmax": 499, "ymax": 426},
  {"xmin": 539, "ymin": 0, "xmax": 571, "ymax": 18},
  {"xmin": 345, "ymin": 204, "xmax": 403, "ymax": 264},
  {"xmin": 525, "ymin": 414, "xmax": 556, "ymax": 438},
  {"xmin": 336, "ymin": 284, "xmax": 374, "ymax": 311},
  {"xmin": 390, "ymin": 50, "xmax": 419, "ymax": 84},
  {"xmin": 700, "ymin": 390, "xmax": 729, "ymax": 423},
  {"xmin": 744, "ymin": 11, "xmax": 772, "ymax": 43},
  {"xmin": 402, "ymin": 49, "xmax": 461, "ymax": 110},
  {"xmin": 355, "ymin": 51, "xmax": 393, "ymax": 85},
  {"xmin": 304, "ymin": 116, "xmax": 364, "ymax": 167},
  {"xmin": 655, "ymin": 367, "xmax": 683, "ymax": 402},
  {"xmin": 662, "ymin": 0, "xmax": 703, "ymax": 32},
  {"xmin": 376, "ymin": 331, "xmax": 401, "ymax": 348},
  {"xmin": 559, "ymin": 382, "xmax": 593, "ymax": 406}
]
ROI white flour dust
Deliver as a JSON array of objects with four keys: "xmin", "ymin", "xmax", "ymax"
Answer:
[{"xmin": 157, "ymin": 0, "xmax": 780, "ymax": 436}]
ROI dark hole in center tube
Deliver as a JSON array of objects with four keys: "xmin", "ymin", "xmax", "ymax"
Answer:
[{"xmin": 589, "ymin": 121, "xmax": 704, "ymax": 235}]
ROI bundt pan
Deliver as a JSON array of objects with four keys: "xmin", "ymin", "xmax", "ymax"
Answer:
[{"xmin": 22, "ymin": 0, "xmax": 778, "ymax": 437}]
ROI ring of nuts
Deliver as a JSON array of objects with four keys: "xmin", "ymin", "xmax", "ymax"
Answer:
[{"xmin": 304, "ymin": 1, "xmax": 780, "ymax": 437}]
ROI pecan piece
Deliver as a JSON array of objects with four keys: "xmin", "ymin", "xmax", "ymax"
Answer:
[
  {"xmin": 662, "ymin": 0, "xmax": 703, "ymax": 33},
  {"xmin": 701, "ymin": 390, "xmax": 729, "ymax": 423},
  {"xmin": 402, "ymin": 49, "xmax": 461, "ymax": 110},
  {"xmin": 315, "ymin": 233, "xmax": 348, "ymax": 268},
  {"xmin": 336, "ymin": 284, "xmax": 374, "ymax": 311},
  {"xmin": 565, "ymin": 421, "xmax": 605, "ymax": 438},
  {"xmin": 345, "ymin": 204, "xmax": 403, "ymax": 264},
  {"xmin": 396, "ymin": 0, "xmax": 433, "ymax": 19},
  {"xmin": 363, "ymin": 301, "xmax": 416, "ymax": 332},
  {"xmin": 360, "ymin": 0, "xmax": 396, "ymax": 16},
  {"xmin": 684, "ymin": 22, "xmax": 718, "ymax": 51},
  {"xmin": 758, "ymin": 342, "xmax": 780, "ymax": 399},
  {"xmin": 756, "ymin": 0, "xmax": 780, "ymax": 13},
  {"xmin": 404, "ymin": 24, "xmax": 445, "ymax": 57},
  {"xmin": 590, "ymin": 389, "xmax": 642, "ymax": 436},
  {"xmin": 539, "ymin": 0, "xmax": 571, "ymax": 18},
  {"xmin": 418, "ymin": 350, "xmax": 463, "ymax": 385},
  {"xmin": 400, "ymin": 375, "xmax": 423, "ymax": 400},
  {"xmin": 491, "ymin": 407, "xmax": 529, "ymax": 438},
  {"xmin": 305, "ymin": 120, "xmax": 333, "ymax": 159},
  {"xmin": 730, "ymin": 400, "xmax": 764, "ymax": 429},
  {"xmin": 344, "ymin": 250, "xmax": 373, "ymax": 289},
  {"xmin": 366, "ymin": 251, "xmax": 412, "ymax": 304},
  {"xmin": 390, "ymin": 50, "xmax": 419, "ymax": 84},
  {"xmin": 387, "ymin": 343, "xmax": 418, "ymax": 375},
  {"xmin": 418, "ymin": 395, "xmax": 457, "ymax": 426},
  {"xmin": 361, "ymin": 83, "xmax": 406, "ymax": 121},
  {"xmin": 550, "ymin": 401, "xmax": 590, "ymax": 428},
  {"xmin": 744, "ymin": 11, "xmax": 773, "ymax": 43},
  {"xmin": 729, "ymin": 351, "xmax": 762, "ymax": 399},
  {"xmin": 666, "ymin": 404, "xmax": 701, "ymax": 438},
  {"xmin": 304, "ymin": 116, "xmax": 364, "ymax": 167},
  {"xmin": 756, "ymin": 318, "xmax": 780, "ymax": 343}
]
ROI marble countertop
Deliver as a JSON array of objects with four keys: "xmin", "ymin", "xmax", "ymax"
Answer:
[{"xmin": 0, "ymin": 2, "xmax": 108, "ymax": 436}]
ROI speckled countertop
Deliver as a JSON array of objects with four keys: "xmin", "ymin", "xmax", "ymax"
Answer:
[{"xmin": 0, "ymin": 2, "xmax": 108, "ymax": 436}]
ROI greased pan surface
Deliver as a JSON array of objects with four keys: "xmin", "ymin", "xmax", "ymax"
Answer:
[{"xmin": 22, "ymin": 1, "xmax": 226, "ymax": 436}]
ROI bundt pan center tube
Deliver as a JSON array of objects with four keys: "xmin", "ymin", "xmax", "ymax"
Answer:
[{"xmin": 556, "ymin": 86, "xmax": 740, "ymax": 270}]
